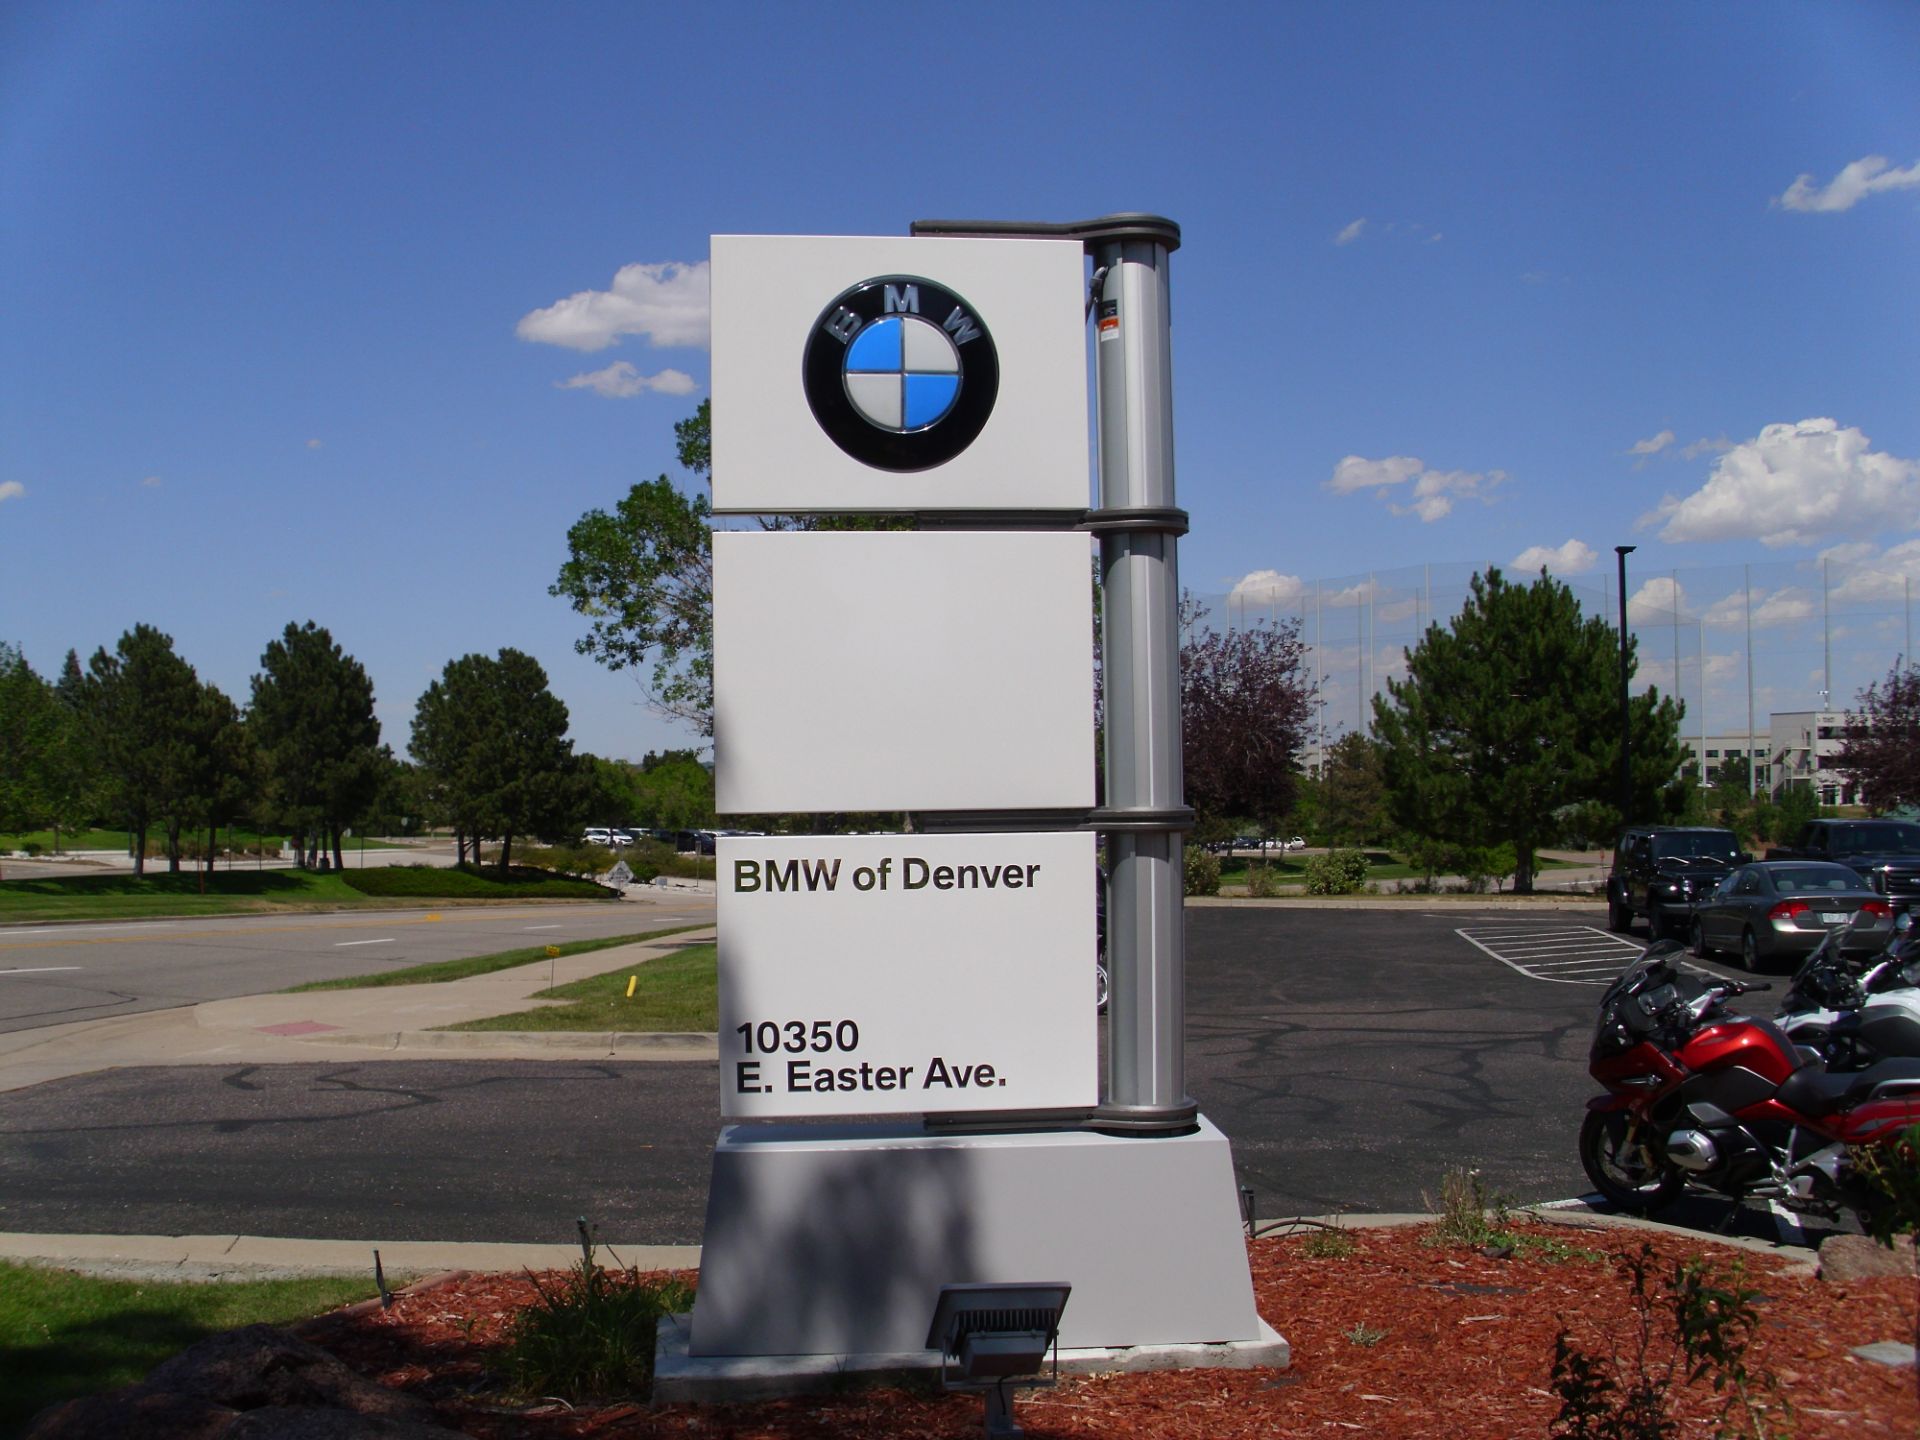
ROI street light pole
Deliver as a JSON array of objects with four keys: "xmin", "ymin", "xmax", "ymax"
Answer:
[{"xmin": 1616, "ymin": 545, "xmax": 1637, "ymax": 824}]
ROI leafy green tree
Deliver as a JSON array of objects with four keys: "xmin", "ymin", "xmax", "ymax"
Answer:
[
  {"xmin": 551, "ymin": 404, "xmax": 716, "ymax": 735},
  {"xmin": 1317, "ymin": 731, "xmax": 1389, "ymax": 846},
  {"xmin": 411, "ymin": 649, "xmax": 587, "ymax": 871},
  {"xmin": 80, "ymin": 625, "xmax": 206, "ymax": 874},
  {"xmin": 633, "ymin": 748, "xmax": 715, "ymax": 834},
  {"xmin": 250, "ymin": 621, "xmax": 385, "ymax": 869},
  {"xmin": 1181, "ymin": 609, "xmax": 1316, "ymax": 840},
  {"xmin": 1836, "ymin": 660, "xmax": 1920, "ymax": 812},
  {"xmin": 1372, "ymin": 567, "xmax": 1688, "ymax": 893}
]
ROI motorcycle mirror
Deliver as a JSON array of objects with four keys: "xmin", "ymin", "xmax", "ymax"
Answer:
[{"xmin": 1898, "ymin": 911, "xmax": 1915, "ymax": 934}]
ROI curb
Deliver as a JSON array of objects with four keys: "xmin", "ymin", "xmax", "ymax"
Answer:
[{"xmin": 306, "ymin": 1030, "xmax": 719, "ymax": 1056}]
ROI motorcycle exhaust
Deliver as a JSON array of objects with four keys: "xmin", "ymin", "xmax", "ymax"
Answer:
[{"xmin": 1665, "ymin": 1129, "xmax": 1719, "ymax": 1172}]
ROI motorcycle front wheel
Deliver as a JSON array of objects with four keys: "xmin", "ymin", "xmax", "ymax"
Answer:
[{"xmin": 1579, "ymin": 1110, "xmax": 1683, "ymax": 1213}]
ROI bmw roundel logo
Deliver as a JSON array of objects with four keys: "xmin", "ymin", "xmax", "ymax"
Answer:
[{"xmin": 802, "ymin": 275, "xmax": 999, "ymax": 472}]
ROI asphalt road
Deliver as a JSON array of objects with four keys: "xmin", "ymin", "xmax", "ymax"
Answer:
[
  {"xmin": 0, "ymin": 901, "xmax": 1760, "ymax": 1246},
  {"xmin": 0, "ymin": 896, "xmax": 715, "ymax": 1035}
]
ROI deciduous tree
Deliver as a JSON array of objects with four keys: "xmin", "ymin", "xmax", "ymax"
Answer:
[
  {"xmin": 551, "ymin": 404, "xmax": 715, "ymax": 735},
  {"xmin": 80, "ymin": 625, "xmax": 206, "ymax": 875},
  {"xmin": 1372, "ymin": 567, "xmax": 1688, "ymax": 893},
  {"xmin": 1835, "ymin": 660, "xmax": 1920, "ymax": 812},
  {"xmin": 1180, "ymin": 606, "xmax": 1316, "ymax": 839},
  {"xmin": 250, "ymin": 621, "xmax": 385, "ymax": 869},
  {"xmin": 412, "ymin": 649, "xmax": 586, "ymax": 871}
]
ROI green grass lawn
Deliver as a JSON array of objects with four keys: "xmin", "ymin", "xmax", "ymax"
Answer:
[
  {"xmin": 0, "ymin": 1261, "xmax": 377, "ymax": 1436},
  {"xmin": 0, "ymin": 869, "xmax": 382, "ymax": 923},
  {"xmin": 0, "ymin": 864, "xmax": 619, "ymax": 924},
  {"xmin": 286, "ymin": 924, "xmax": 712, "ymax": 991},
  {"xmin": 443, "ymin": 942, "xmax": 717, "ymax": 1033}
]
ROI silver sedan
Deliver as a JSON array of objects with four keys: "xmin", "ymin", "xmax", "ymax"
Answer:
[{"xmin": 1689, "ymin": 861, "xmax": 1893, "ymax": 972}]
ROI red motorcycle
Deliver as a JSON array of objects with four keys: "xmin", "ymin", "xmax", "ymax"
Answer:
[{"xmin": 1581, "ymin": 941, "xmax": 1920, "ymax": 1225}]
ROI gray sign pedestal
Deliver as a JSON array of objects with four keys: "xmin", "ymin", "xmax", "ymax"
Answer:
[{"xmin": 659, "ymin": 1117, "xmax": 1283, "ymax": 1400}]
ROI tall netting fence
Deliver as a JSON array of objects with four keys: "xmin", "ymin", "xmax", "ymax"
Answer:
[{"xmin": 1193, "ymin": 555, "xmax": 1920, "ymax": 771}]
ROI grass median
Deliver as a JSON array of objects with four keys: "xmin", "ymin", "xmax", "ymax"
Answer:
[
  {"xmin": 284, "ymin": 926, "xmax": 711, "ymax": 992},
  {"xmin": 0, "ymin": 1261, "xmax": 377, "ymax": 1435},
  {"xmin": 0, "ymin": 865, "xmax": 618, "ymax": 924},
  {"xmin": 439, "ymin": 942, "xmax": 717, "ymax": 1034}
]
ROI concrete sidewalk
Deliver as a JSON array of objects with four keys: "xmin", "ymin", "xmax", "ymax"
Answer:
[{"xmin": 0, "ymin": 928, "xmax": 718, "ymax": 1094}]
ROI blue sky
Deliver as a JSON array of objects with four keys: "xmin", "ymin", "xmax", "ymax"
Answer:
[{"xmin": 5, "ymin": 1, "xmax": 1919, "ymax": 761}]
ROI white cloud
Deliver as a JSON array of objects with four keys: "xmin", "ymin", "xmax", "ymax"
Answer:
[
  {"xmin": 1629, "ymin": 429, "xmax": 1675, "ymax": 457},
  {"xmin": 1512, "ymin": 539, "xmax": 1598, "ymax": 575},
  {"xmin": 1327, "ymin": 455, "xmax": 1423, "ymax": 493},
  {"xmin": 516, "ymin": 260, "xmax": 710, "ymax": 353},
  {"xmin": 1328, "ymin": 453, "xmax": 1504, "ymax": 523},
  {"xmin": 1390, "ymin": 467, "xmax": 1506, "ymax": 523},
  {"xmin": 1645, "ymin": 417, "xmax": 1920, "ymax": 547},
  {"xmin": 140, "ymin": 475, "xmax": 162, "ymax": 487},
  {"xmin": 1228, "ymin": 569, "xmax": 1305, "ymax": 608},
  {"xmin": 556, "ymin": 362, "xmax": 700, "ymax": 399},
  {"xmin": 1333, "ymin": 218, "xmax": 1367, "ymax": 246},
  {"xmin": 1699, "ymin": 584, "xmax": 1816, "ymax": 629},
  {"xmin": 1777, "ymin": 155, "xmax": 1920, "ymax": 213},
  {"xmin": 0, "ymin": 481, "xmax": 23, "ymax": 504},
  {"xmin": 306, "ymin": 438, "xmax": 323, "ymax": 451},
  {"xmin": 1680, "ymin": 435, "xmax": 1733, "ymax": 460},
  {"xmin": 1704, "ymin": 652, "xmax": 1741, "ymax": 685},
  {"xmin": 1826, "ymin": 538, "xmax": 1920, "ymax": 603},
  {"xmin": 1629, "ymin": 576, "xmax": 1688, "ymax": 623}
]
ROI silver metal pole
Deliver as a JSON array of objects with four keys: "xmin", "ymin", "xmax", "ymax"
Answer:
[
  {"xmin": 1089, "ymin": 222, "xmax": 1194, "ymax": 1132},
  {"xmin": 1822, "ymin": 559, "xmax": 1832, "ymax": 708},
  {"xmin": 1671, "ymin": 569, "xmax": 1681, "ymax": 700},
  {"xmin": 1745, "ymin": 565, "xmax": 1757, "ymax": 799}
]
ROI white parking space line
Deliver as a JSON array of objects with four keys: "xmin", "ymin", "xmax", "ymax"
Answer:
[
  {"xmin": 0, "ymin": 966, "xmax": 84, "ymax": 976},
  {"xmin": 1456, "ymin": 925, "xmax": 1647, "ymax": 985},
  {"xmin": 333, "ymin": 938, "xmax": 395, "ymax": 947},
  {"xmin": 522, "ymin": 925, "xmax": 562, "ymax": 931},
  {"xmin": 1457, "ymin": 923, "xmax": 1726, "ymax": 985}
]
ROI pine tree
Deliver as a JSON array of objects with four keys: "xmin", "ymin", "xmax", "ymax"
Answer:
[{"xmin": 1372, "ymin": 568, "xmax": 1688, "ymax": 893}]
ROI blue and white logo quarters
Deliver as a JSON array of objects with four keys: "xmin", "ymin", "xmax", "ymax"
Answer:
[{"xmin": 803, "ymin": 275, "xmax": 999, "ymax": 472}]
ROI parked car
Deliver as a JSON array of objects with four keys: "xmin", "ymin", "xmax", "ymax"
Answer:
[
  {"xmin": 1283, "ymin": 836, "xmax": 1307, "ymax": 851},
  {"xmin": 1607, "ymin": 825, "xmax": 1746, "ymax": 939},
  {"xmin": 1688, "ymin": 860, "xmax": 1894, "ymax": 972},
  {"xmin": 609, "ymin": 830, "xmax": 635, "ymax": 847},
  {"xmin": 1766, "ymin": 818, "xmax": 1920, "ymax": 915},
  {"xmin": 582, "ymin": 827, "xmax": 613, "ymax": 846}
]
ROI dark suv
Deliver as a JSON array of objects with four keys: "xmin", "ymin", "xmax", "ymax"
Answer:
[{"xmin": 1607, "ymin": 825, "xmax": 1748, "ymax": 939}]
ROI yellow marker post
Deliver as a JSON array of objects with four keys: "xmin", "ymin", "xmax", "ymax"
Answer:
[{"xmin": 626, "ymin": 975, "xmax": 638, "ymax": 999}]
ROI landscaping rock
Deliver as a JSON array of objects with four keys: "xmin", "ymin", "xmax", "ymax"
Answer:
[
  {"xmin": 1816, "ymin": 1232, "xmax": 1916, "ymax": 1283},
  {"xmin": 25, "ymin": 1387, "xmax": 237, "ymax": 1439},
  {"xmin": 141, "ymin": 1325, "xmax": 433, "ymax": 1420},
  {"xmin": 23, "ymin": 1325, "xmax": 453, "ymax": 1440}
]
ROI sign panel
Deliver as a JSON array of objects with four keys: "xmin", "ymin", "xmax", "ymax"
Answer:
[
  {"xmin": 710, "ymin": 235, "xmax": 1089, "ymax": 513},
  {"xmin": 717, "ymin": 831, "xmax": 1098, "ymax": 1118},
  {"xmin": 712, "ymin": 529, "xmax": 1096, "ymax": 815}
]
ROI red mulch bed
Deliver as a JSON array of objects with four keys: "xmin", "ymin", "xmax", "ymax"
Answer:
[{"xmin": 309, "ymin": 1220, "xmax": 1917, "ymax": 1438}]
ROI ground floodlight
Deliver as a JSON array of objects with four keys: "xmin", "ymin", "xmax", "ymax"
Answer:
[{"xmin": 926, "ymin": 1281, "xmax": 1071, "ymax": 1438}]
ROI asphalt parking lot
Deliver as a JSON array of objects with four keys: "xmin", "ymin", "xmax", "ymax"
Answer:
[{"xmin": 0, "ymin": 901, "xmax": 1689, "ymax": 1244}]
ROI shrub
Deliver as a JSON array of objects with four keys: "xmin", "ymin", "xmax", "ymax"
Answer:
[
  {"xmin": 1246, "ymin": 863, "xmax": 1284, "ymax": 898},
  {"xmin": 1304, "ymin": 848, "xmax": 1370, "ymax": 895},
  {"xmin": 497, "ymin": 1246, "xmax": 696, "ymax": 1401},
  {"xmin": 1184, "ymin": 846, "xmax": 1221, "ymax": 896},
  {"xmin": 1550, "ymin": 1244, "xmax": 1789, "ymax": 1440},
  {"xmin": 339, "ymin": 865, "xmax": 617, "ymax": 900}
]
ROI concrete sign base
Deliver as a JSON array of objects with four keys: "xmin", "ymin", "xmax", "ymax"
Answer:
[{"xmin": 687, "ymin": 1116, "xmax": 1274, "ymax": 1358}]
